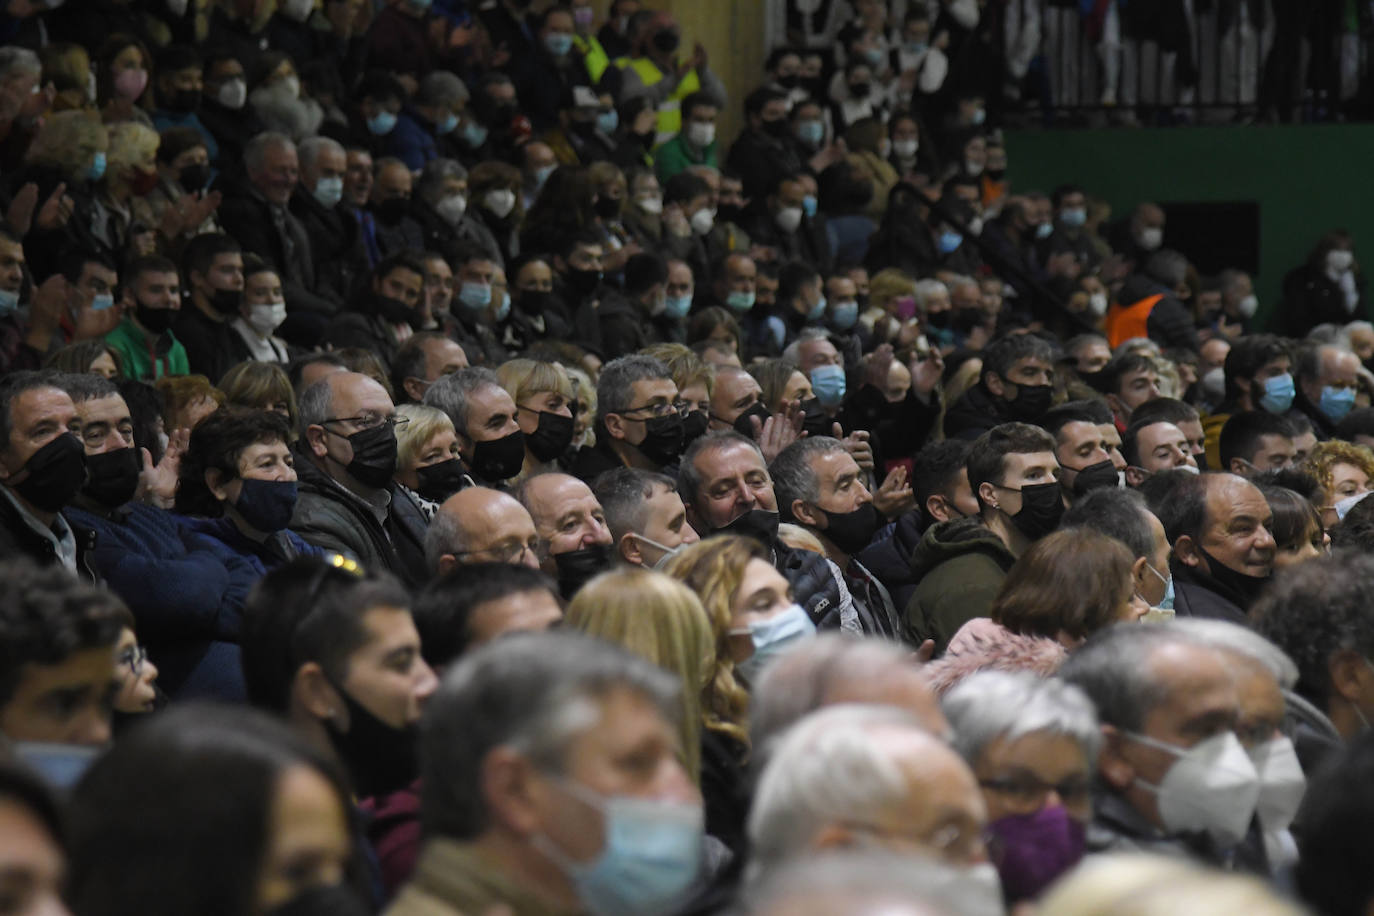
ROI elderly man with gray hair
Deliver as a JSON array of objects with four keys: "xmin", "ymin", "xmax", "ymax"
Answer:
[
  {"xmin": 424, "ymin": 367, "xmax": 526, "ymax": 487},
  {"xmin": 942, "ymin": 671, "xmax": 1100, "ymax": 903},
  {"xmin": 290, "ymin": 134, "xmax": 366, "ymax": 309},
  {"xmin": 388, "ymin": 631, "xmax": 705, "ymax": 916},
  {"xmin": 770, "ymin": 437, "xmax": 900, "ymax": 637},
  {"xmin": 569, "ymin": 354, "xmax": 684, "ymax": 482},
  {"xmin": 413, "ymin": 158, "xmax": 502, "ymax": 264},
  {"xmin": 748, "ymin": 704, "xmax": 995, "ymax": 895}
]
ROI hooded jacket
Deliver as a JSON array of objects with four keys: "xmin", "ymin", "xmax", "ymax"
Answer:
[
  {"xmin": 903, "ymin": 516, "xmax": 1017, "ymax": 654},
  {"xmin": 921, "ymin": 617, "xmax": 1067, "ymax": 695},
  {"xmin": 943, "ymin": 382, "xmax": 1013, "ymax": 441}
]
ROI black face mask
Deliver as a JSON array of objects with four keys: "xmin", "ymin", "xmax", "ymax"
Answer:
[
  {"xmin": 636, "ymin": 412, "xmax": 684, "ymax": 466},
  {"xmin": 554, "ymin": 542, "xmax": 613, "ymax": 599},
  {"xmin": 324, "ymin": 685, "xmax": 418, "ymax": 799},
  {"xmin": 517, "ymin": 288, "xmax": 553, "ymax": 314},
  {"xmin": 375, "ymin": 197, "xmax": 410, "ymax": 225},
  {"xmin": 526, "ymin": 411, "xmax": 575, "ymax": 463},
  {"xmin": 415, "ymin": 457, "xmax": 467, "ymax": 503},
  {"xmin": 178, "ymin": 162, "xmax": 210, "ymax": 194},
  {"xmin": 762, "ymin": 117, "xmax": 790, "ymax": 138},
  {"xmin": 1198, "ymin": 545, "xmax": 1270, "ymax": 608},
  {"xmin": 1068, "ymin": 458, "xmax": 1120, "ymax": 497},
  {"xmin": 716, "ymin": 203, "xmax": 744, "ymax": 225},
  {"xmin": 800, "ymin": 398, "xmax": 833, "ymax": 438},
  {"xmin": 1194, "ymin": 450, "xmax": 1209, "ymax": 471},
  {"xmin": 1001, "ymin": 481, "xmax": 1065, "ymax": 542},
  {"xmin": 593, "ymin": 195, "xmax": 622, "ymax": 220},
  {"xmin": 652, "ymin": 29, "xmax": 680, "ymax": 53},
  {"xmin": 849, "ymin": 82, "xmax": 871, "ymax": 98},
  {"xmin": 336, "ymin": 424, "xmax": 397, "ymax": 489},
  {"xmin": 10, "ymin": 433, "xmax": 86, "ymax": 513},
  {"xmin": 719, "ymin": 507, "xmax": 780, "ymax": 545},
  {"xmin": 469, "ymin": 429, "xmax": 527, "ymax": 482},
  {"xmin": 208, "ymin": 287, "xmax": 242, "ymax": 316},
  {"xmin": 731, "ymin": 402, "xmax": 772, "ymax": 438},
  {"xmin": 777, "ymin": 73, "xmax": 801, "ymax": 90},
  {"xmin": 167, "ymin": 88, "xmax": 201, "ymax": 113},
  {"xmin": 135, "ymin": 299, "xmax": 177, "ymax": 335},
  {"xmin": 681, "ymin": 409, "xmax": 709, "ymax": 447},
  {"xmin": 266, "ymin": 884, "xmax": 371, "ymax": 916},
  {"xmin": 373, "ymin": 293, "xmax": 416, "ymax": 326},
  {"xmin": 1003, "ymin": 382, "xmax": 1054, "ymax": 422},
  {"xmin": 235, "ymin": 478, "xmax": 298, "ymax": 532},
  {"xmin": 987, "ymin": 167, "xmax": 1007, "ymax": 181},
  {"xmin": 815, "ymin": 501, "xmax": 880, "ymax": 555},
  {"xmin": 925, "ymin": 308, "xmax": 952, "ymax": 329},
  {"xmin": 564, "ymin": 267, "xmax": 602, "ymax": 300},
  {"xmin": 82, "ymin": 446, "xmax": 142, "ymax": 508}
]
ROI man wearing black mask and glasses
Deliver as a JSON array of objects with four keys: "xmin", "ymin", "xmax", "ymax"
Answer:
[
  {"xmin": 906, "ymin": 422, "xmax": 1064, "ymax": 655},
  {"xmin": 570, "ymin": 354, "xmax": 686, "ymax": 482},
  {"xmin": 294, "ymin": 371, "xmax": 429, "ymax": 586}
]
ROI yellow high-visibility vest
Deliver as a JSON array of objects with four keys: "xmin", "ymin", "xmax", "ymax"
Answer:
[
  {"xmin": 615, "ymin": 55, "xmax": 701, "ymax": 146},
  {"xmin": 573, "ymin": 33, "xmax": 610, "ymax": 84}
]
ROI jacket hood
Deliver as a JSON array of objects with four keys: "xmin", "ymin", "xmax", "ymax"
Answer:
[
  {"xmin": 909, "ymin": 515, "xmax": 1013, "ymax": 579},
  {"xmin": 922, "ymin": 617, "xmax": 1068, "ymax": 695},
  {"xmin": 1117, "ymin": 272, "xmax": 1168, "ymax": 305}
]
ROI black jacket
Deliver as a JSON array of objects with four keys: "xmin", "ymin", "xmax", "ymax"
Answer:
[
  {"xmin": 1289, "ymin": 387, "xmax": 1337, "ymax": 441},
  {"xmin": 1281, "ymin": 263, "xmax": 1366, "ymax": 338},
  {"xmin": 726, "ymin": 127, "xmax": 804, "ymax": 202},
  {"xmin": 840, "ymin": 384, "xmax": 940, "ymax": 468},
  {"xmin": 289, "ymin": 186, "xmax": 367, "ymax": 308},
  {"xmin": 172, "ymin": 305, "xmax": 241, "ymax": 383},
  {"xmin": 775, "ymin": 538, "xmax": 853, "ymax": 632},
  {"xmin": 943, "ymin": 382, "xmax": 1013, "ymax": 441},
  {"xmin": 0, "ymin": 492, "xmax": 97, "ymax": 579},
  {"xmin": 215, "ymin": 179, "xmax": 337, "ymax": 319},
  {"xmin": 568, "ymin": 436, "xmax": 628, "ymax": 485},
  {"xmin": 1169, "ymin": 562, "xmax": 1250, "ymax": 625},
  {"xmin": 857, "ymin": 511, "xmax": 929, "ymax": 615}
]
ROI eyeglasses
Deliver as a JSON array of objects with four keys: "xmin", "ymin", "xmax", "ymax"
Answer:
[
  {"xmin": 456, "ymin": 537, "xmax": 540, "ymax": 566},
  {"xmin": 118, "ymin": 644, "xmax": 149, "ymax": 677},
  {"xmin": 321, "ymin": 414, "xmax": 410, "ymax": 432},
  {"xmin": 979, "ymin": 775, "xmax": 1091, "ymax": 810},
  {"xmin": 841, "ymin": 820, "xmax": 994, "ymax": 863},
  {"xmin": 617, "ymin": 400, "xmax": 690, "ymax": 420}
]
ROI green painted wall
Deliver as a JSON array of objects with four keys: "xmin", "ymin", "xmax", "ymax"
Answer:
[{"xmin": 1003, "ymin": 124, "xmax": 1374, "ymax": 329}]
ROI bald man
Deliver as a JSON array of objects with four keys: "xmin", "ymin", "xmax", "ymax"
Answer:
[{"xmin": 424, "ymin": 487, "xmax": 541, "ymax": 576}]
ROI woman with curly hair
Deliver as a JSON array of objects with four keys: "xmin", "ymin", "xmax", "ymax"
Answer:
[{"xmin": 1302, "ymin": 439, "xmax": 1374, "ymax": 528}]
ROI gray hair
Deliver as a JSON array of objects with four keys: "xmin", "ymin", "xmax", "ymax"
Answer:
[
  {"xmin": 1060, "ymin": 487, "xmax": 1155, "ymax": 561},
  {"xmin": 297, "ymin": 135, "xmax": 344, "ymax": 175},
  {"xmin": 1339, "ymin": 321, "xmax": 1374, "ymax": 352},
  {"xmin": 420, "ymin": 631, "xmax": 680, "ymax": 840},
  {"xmin": 591, "ymin": 467, "xmax": 676, "ymax": 543},
  {"xmin": 1157, "ymin": 618, "xmax": 1298, "ymax": 690},
  {"xmin": 743, "ymin": 851, "xmax": 1001, "ymax": 916},
  {"xmin": 423, "ymin": 506, "xmax": 466, "ymax": 574},
  {"xmin": 1112, "ymin": 336, "xmax": 1161, "ymax": 360},
  {"xmin": 946, "ymin": 274, "xmax": 980, "ymax": 294},
  {"xmin": 750, "ymin": 634, "xmax": 942, "ymax": 761},
  {"xmin": 1059, "ymin": 624, "xmax": 1207, "ymax": 731},
  {"xmin": 0, "ymin": 47, "xmax": 40, "ymax": 80},
  {"xmin": 595, "ymin": 354, "xmax": 671, "ymax": 426},
  {"xmin": 770, "ymin": 436, "xmax": 845, "ymax": 521},
  {"xmin": 417, "ymin": 70, "xmax": 468, "ymax": 107},
  {"xmin": 424, "ymin": 367, "xmax": 501, "ymax": 437},
  {"xmin": 913, "ymin": 278, "xmax": 948, "ymax": 308},
  {"xmin": 748, "ymin": 705, "xmax": 937, "ymax": 875},
  {"xmin": 942, "ymin": 671, "xmax": 1101, "ymax": 768},
  {"xmin": 678, "ymin": 430, "xmax": 765, "ymax": 510},
  {"xmin": 243, "ymin": 131, "xmax": 295, "ymax": 175},
  {"xmin": 781, "ymin": 327, "xmax": 831, "ymax": 366},
  {"xmin": 1144, "ymin": 249, "xmax": 1188, "ymax": 289},
  {"xmin": 296, "ymin": 377, "xmax": 334, "ymax": 441},
  {"xmin": 418, "ymin": 158, "xmax": 468, "ymax": 204}
]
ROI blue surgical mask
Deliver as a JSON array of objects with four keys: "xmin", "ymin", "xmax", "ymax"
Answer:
[
  {"xmin": 1035, "ymin": 221, "xmax": 1053, "ymax": 240},
  {"xmin": 938, "ymin": 230, "xmax": 963, "ymax": 254},
  {"xmin": 597, "ymin": 108, "xmax": 619, "ymax": 134},
  {"xmin": 806, "ymin": 294, "xmax": 827, "ymax": 322},
  {"xmin": 1145, "ymin": 561, "xmax": 1174, "ymax": 611},
  {"xmin": 663, "ymin": 294, "xmax": 692, "ymax": 318},
  {"xmin": 532, "ymin": 164, "xmax": 556, "ymax": 190},
  {"xmin": 796, "ymin": 120, "xmax": 824, "ymax": 148},
  {"xmin": 905, "ymin": 40, "xmax": 929, "ymax": 56},
  {"xmin": 864, "ymin": 47, "xmax": 884, "ymax": 66},
  {"xmin": 810, "ymin": 364, "xmax": 847, "ymax": 407},
  {"xmin": 14, "ymin": 741, "xmax": 102, "ymax": 790},
  {"xmin": 367, "ymin": 110, "xmax": 398, "ymax": 136},
  {"xmin": 544, "ymin": 32, "xmax": 574, "ymax": 56},
  {"xmin": 829, "ymin": 299, "xmax": 859, "ymax": 331},
  {"xmin": 0, "ymin": 287, "xmax": 18, "ymax": 317},
  {"xmin": 734, "ymin": 603, "xmax": 816, "ymax": 683},
  {"xmin": 1321, "ymin": 385, "xmax": 1357, "ymax": 422},
  {"xmin": 1059, "ymin": 207, "xmax": 1087, "ymax": 228},
  {"xmin": 458, "ymin": 281, "xmax": 492, "ymax": 312},
  {"xmin": 802, "ymin": 194, "xmax": 818, "ymax": 219},
  {"xmin": 1259, "ymin": 373, "xmax": 1296, "ymax": 414},
  {"xmin": 460, "ymin": 119, "xmax": 489, "ymax": 148},
  {"xmin": 494, "ymin": 291, "xmax": 511, "ymax": 322},
  {"xmin": 92, "ymin": 293, "xmax": 115, "ymax": 311},
  {"xmin": 436, "ymin": 112, "xmax": 459, "ymax": 135},
  {"xmin": 726, "ymin": 290, "xmax": 755, "ymax": 313},
  {"xmin": 1335, "ymin": 491, "xmax": 1370, "ymax": 520},
  {"xmin": 537, "ymin": 781, "xmax": 703, "ymax": 916},
  {"xmin": 87, "ymin": 151, "xmax": 107, "ymax": 182},
  {"xmin": 313, "ymin": 175, "xmax": 344, "ymax": 208}
]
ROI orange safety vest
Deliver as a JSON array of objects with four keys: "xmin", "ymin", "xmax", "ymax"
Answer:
[{"xmin": 1104, "ymin": 293, "xmax": 1164, "ymax": 348}]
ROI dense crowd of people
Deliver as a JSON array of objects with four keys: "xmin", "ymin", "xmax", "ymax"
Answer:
[{"xmin": 4, "ymin": 2, "xmax": 1374, "ymax": 916}]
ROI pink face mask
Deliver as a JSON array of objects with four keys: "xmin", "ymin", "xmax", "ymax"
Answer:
[
  {"xmin": 893, "ymin": 295, "xmax": 918, "ymax": 320},
  {"xmin": 113, "ymin": 67, "xmax": 148, "ymax": 102}
]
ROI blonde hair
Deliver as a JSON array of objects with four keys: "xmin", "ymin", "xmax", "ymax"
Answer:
[
  {"xmin": 106, "ymin": 120, "xmax": 158, "ymax": 178},
  {"xmin": 1039, "ymin": 854, "xmax": 1307, "ymax": 916},
  {"xmin": 642, "ymin": 342, "xmax": 714, "ymax": 396},
  {"xmin": 154, "ymin": 374, "xmax": 223, "ymax": 430},
  {"xmin": 25, "ymin": 110, "xmax": 107, "ymax": 179},
  {"xmin": 496, "ymin": 358, "xmax": 574, "ymax": 406},
  {"xmin": 1302, "ymin": 439, "xmax": 1374, "ymax": 497},
  {"xmin": 218, "ymin": 361, "xmax": 297, "ymax": 436},
  {"xmin": 395, "ymin": 404, "xmax": 455, "ymax": 473},
  {"xmin": 660, "ymin": 536, "xmax": 759, "ymax": 749},
  {"xmin": 868, "ymin": 267, "xmax": 917, "ymax": 314},
  {"xmin": 566, "ymin": 569, "xmax": 714, "ymax": 780}
]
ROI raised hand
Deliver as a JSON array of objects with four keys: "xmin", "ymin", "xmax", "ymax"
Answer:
[{"xmin": 872, "ymin": 465, "xmax": 916, "ymax": 517}]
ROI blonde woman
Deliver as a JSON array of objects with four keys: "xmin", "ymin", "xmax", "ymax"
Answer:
[
  {"xmin": 566, "ymin": 568, "xmax": 714, "ymax": 782},
  {"xmin": 663, "ymin": 535, "xmax": 813, "ymax": 853},
  {"xmin": 23, "ymin": 108, "xmax": 108, "ymax": 189},
  {"xmin": 96, "ymin": 121, "xmax": 160, "ymax": 257},
  {"xmin": 496, "ymin": 358, "xmax": 578, "ymax": 479},
  {"xmin": 394, "ymin": 403, "xmax": 469, "ymax": 513}
]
